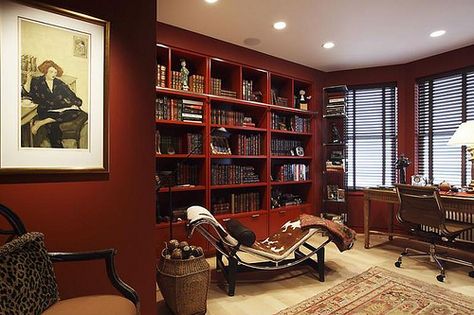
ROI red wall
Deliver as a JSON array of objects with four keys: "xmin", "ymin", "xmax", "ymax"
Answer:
[
  {"xmin": 0, "ymin": 1, "xmax": 157, "ymax": 314},
  {"xmin": 324, "ymin": 45, "xmax": 474, "ymax": 230}
]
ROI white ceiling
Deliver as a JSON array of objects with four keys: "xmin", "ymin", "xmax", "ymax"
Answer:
[{"xmin": 157, "ymin": 0, "xmax": 474, "ymax": 72}]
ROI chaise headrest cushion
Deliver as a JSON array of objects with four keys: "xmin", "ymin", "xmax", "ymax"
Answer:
[{"xmin": 225, "ymin": 219, "xmax": 256, "ymax": 247}]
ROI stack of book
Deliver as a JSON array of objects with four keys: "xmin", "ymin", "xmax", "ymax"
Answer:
[
  {"xmin": 271, "ymin": 138, "xmax": 304, "ymax": 156},
  {"xmin": 171, "ymin": 71, "xmax": 181, "ymax": 90},
  {"xmin": 156, "ymin": 64, "xmax": 166, "ymax": 87},
  {"xmin": 181, "ymin": 99, "xmax": 204, "ymax": 123},
  {"xmin": 156, "ymin": 97, "xmax": 204, "ymax": 123},
  {"xmin": 211, "ymin": 164, "xmax": 259, "ymax": 185},
  {"xmin": 210, "ymin": 78, "xmax": 222, "ymax": 95},
  {"xmin": 189, "ymin": 75, "xmax": 204, "ymax": 93},
  {"xmin": 233, "ymin": 134, "xmax": 261, "ymax": 155},
  {"xmin": 274, "ymin": 163, "xmax": 310, "ymax": 182},
  {"xmin": 220, "ymin": 89, "xmax": 237, "ymax": 98},
  {"xmin": 242, "ymin": 79, "xmax": 253, "ymax": 101},
  {"xmin": 211, "ymin": 108, "xmax": 245, "ymax": 126},
  {"xmin": 326, "ymin": 96, "xmax": 346, "ymax": 116}
]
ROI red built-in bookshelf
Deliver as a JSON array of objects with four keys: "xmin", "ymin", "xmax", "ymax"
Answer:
[{"xmin": 155, "ymin": 43, "xmax": 317, "ymax": 255}]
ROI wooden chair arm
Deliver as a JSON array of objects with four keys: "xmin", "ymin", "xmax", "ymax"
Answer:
[{"xmin": 48, "ymin": 249, "xmax": 140, "ymax": 311}]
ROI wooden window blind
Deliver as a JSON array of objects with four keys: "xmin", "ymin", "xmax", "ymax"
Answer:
[
  {"xmin": 347, "ymin": 84, "xmax": 398, "ymax": 189},
  {"xmin": 417, "ymin": 69, "xmax": 474, "ymax": 186}
]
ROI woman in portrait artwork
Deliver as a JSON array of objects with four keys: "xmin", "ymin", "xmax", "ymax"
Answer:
[{"xmin": 26, "ymin": 60, "xmax": 87, "ymax": 148}]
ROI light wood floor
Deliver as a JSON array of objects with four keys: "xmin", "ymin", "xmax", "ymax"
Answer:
[{"xmin": 156, "ymin": 234, "xmax": 474, "ymax": 314}]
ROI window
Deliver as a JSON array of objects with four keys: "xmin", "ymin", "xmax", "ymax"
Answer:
[
  {"xmin": 417, "ymin": 69, "xmax": 474, "ymax": 186},
  {"xmin": 347, "ymin": 84, "xmax": 398, "ymax": 189}
]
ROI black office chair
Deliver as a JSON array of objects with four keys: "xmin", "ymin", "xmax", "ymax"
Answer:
[{"xmin": 394, "ymin": 184, "xmax": 474, "ymax": 282}]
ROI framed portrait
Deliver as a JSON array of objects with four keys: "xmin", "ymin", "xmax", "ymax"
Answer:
[{"xmin": 0, "ymin": 0, "xmax": 109, "ymax": 173}]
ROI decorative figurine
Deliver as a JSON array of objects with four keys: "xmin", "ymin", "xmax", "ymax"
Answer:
[
  {"xmin": 330, "ymin": 123, "xmax": 342, "ymax": 143},
  {"xmin": 295, "ymin": 89, "xmax": 311, "ymax": 110},
  {"xmin": 395, "ymin": 154, "xmax": 411, "ymax": 184},
  {"xmin": 179, "ymin": 59, "xmax": 189, "ymax": 91}
]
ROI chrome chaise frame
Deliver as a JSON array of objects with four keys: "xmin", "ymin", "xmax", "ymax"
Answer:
[{"xmin": 187, "ymin": 206, "xmax": 331, "ymax": 296}]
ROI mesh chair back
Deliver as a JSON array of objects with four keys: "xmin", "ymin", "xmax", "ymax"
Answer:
[{"xmin": 395, "ymin": 184, "xmax": 445, "ymax": 229}]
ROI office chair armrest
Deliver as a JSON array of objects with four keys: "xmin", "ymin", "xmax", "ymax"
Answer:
[{"xmin": 48, "ymin": 249, "xmax": 140, "ymax": 310}]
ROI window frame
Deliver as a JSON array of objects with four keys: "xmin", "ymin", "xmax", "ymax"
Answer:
[
  {"xmin": 346, "ymin": 82, "xmax": 398, "ymax": 190},
  {"xmin": 415, "ymin": 66, "xmax": 474, "ymax": 186}
]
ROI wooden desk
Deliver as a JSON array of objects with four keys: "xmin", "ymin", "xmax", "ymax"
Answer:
[{"xmin": 363, "ymin": 188, "xmax": 474, "ymax": 248}]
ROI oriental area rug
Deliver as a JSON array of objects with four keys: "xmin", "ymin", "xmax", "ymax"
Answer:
[{"xmin": 275, "ymin": 266, "xmax": 474, "ymax": 315}]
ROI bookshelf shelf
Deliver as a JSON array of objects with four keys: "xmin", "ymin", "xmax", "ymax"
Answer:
[
  {"xmin": 156, "ymin": 86, "xmax": 207, "ymax": 99},
  {"xmin": 158, "ymin": 185, "xmax": 206, "ymax": 193},
  {"xmin": 323, "ymin": 143, "xmax": 346, "ymax": 147},
  {"xmin": 270, "ymin": 203, "xmax": 311, "ymax": 213},
  {"xmin": 271, "ymin": 156, "xmax": 312, "ymax": 160},
  {"xmin": 155, "ymin": 43, "xmax": 317, "ymax": 255},
  {"xmin": 210, "ymin": 124, "xmax": 266, "ymax": 133},
  {"xmin": 271, "ymin": 130, "xmax": 312, "ymax": 136},
  {"xmin": 271, "ymin": 180, "xmax": 312, "ymax": 186},
  {"xmin": 210, "ymin": 182, "xmax": 267, "ymax": 190},
  {"xmin": 210, "ymin": 155, "xmax": 267, "ymax": 159},
  {"xmin": 155, "ymin": 154, "xmax": 205, "ymax": 159},
  {"xmin": 156, "ymin": 119, "xmax": 205, "ymax": 127},
  {"xmin": 323, "ymin": 199, "xmax": 346, "ymax": 204}
]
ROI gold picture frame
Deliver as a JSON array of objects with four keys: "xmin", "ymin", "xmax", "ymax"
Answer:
[{"xmin": 0, "ymin": 1, "xmax": 110, "ymax": 173}]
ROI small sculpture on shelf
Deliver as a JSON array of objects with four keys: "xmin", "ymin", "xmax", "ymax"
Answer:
[
  {"xmin": 330, "ymin": 123, "xmax": 342, "ymax": 143},
  {"xmin": 395, "ymin": 154, "xmax": 411, "ymax": 184},
  {"xmin": 295, "ymin": 89, "xmax": 311, "ymax": 110},
  {"xmin": 179, "ymin": 59, "xmax": 189, "ymax": 91}
]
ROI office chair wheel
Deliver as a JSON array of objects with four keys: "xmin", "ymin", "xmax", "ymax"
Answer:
[
  {"xmin": 436, "ymin": 274, "xmax": 445, "ymax": 282},
  {"xmin": 469, "ymin": 271, "xmax": 474, "ymax": 278},
  {"xmin": 394, "ymin": 261, "xmax": 402, "ymax": 268}
]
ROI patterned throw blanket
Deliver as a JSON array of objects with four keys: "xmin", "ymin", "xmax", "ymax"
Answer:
[{"xmin": 299, "ymin": 214, "xmax": 356, "ymax": 252}]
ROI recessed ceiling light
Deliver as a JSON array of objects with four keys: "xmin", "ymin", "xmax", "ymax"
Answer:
[
  {"xmin": 322, "ymin": 42, "xmax": 335, "ymax": 49},
  {"xmin": 273, "ymin": 21, "xmax": 287, "ymax": 30},
  {"xmin": 430, "ymin": 30, "xmax": 446, "ymax": 38},
  {"xmin": 205, "ymin": 0, "xmax": 219, "ymax": 4}
]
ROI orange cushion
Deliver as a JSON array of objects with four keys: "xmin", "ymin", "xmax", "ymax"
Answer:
[{"xmin": 42, "ymin": 295, "xmax": 136, "ymax": 315}]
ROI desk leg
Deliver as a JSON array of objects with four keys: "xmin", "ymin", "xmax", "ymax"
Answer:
[
  {"xmin": 388, "ymin": 205, "xmax": 394, "ymax": 241},
  {"xmin": 364, "ymin": 197, "xmax": 370, "ymax": 249}
]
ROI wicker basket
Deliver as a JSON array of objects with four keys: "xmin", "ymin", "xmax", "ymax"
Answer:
[{"xmin": 157, "ymin": 250, "xmax": 210, "ymax": 315}]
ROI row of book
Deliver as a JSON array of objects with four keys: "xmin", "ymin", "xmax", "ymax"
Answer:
[
  {"xmin": 233, "ymin": 134, "xmax": 262, "ymax": 155},
  {"xmin": 189, "ymin": 75, "xmax": 205, "ymax": 94},
  {"xmin": 271, "ymin": 113, "xmax": 311, "ymax": 133},
  {"xmin": 211, "ymin": 108, "xmax": 255, "ymax": 127},
  {"xmin": 156, "ymin": 64, "xmax": 166, "ymax": 87},
  {"xmin": 271, "ymin": 138, "xmax": 304, "ymax": 156},
  {"xmin": 242, "ymin": 79, "xmax": 254, "ymax": 101},
  {"xmin": 211, "ymin": 164, "xmax": 260, "ymax": 185},
  {"xmin": 212, "ymin": 192, "xmax": 261, "ymax": 214},
  {"xmin": 273, "ymin": 163, "xmax": 310, "ymax": 182},
  {"xmin": 210, "ymin": 78, "xmax": 222, "ymax": 96},
  {"xmin": 158, "ymin": 162, "xmax": 199, "ymax": 187},
  {"xmin": 156, "ymin": 97, "xmax": 204, "ymax": 123},
  {"xmin": 155, "ymin": 131, "xmax": 203, "ymax": 154}
]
